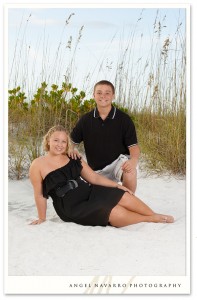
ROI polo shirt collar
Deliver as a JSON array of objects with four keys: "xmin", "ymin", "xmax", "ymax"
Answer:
[{"xmin": 93, "ymin": 105, "xmax": 116, "ymax": 119}]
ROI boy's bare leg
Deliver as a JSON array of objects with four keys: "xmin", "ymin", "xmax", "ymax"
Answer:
[{"xmin": 122, "ymin": 170, "xmax": 137, "ymax": 193}]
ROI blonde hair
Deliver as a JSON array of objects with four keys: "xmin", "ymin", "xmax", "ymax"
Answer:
[{"xmin": 43, "ymin": 125, "xmax": 72, "ymax": 154}]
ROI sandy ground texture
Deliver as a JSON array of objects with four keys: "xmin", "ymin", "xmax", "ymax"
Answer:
[{"xmin": 8, "ymin": 170, "xmax": 186, "ymax": 276}]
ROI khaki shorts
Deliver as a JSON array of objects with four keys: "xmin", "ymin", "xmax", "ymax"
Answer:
[{"xmin": 96, "ymin": 154, "xmax": 129, "ymax": 182}]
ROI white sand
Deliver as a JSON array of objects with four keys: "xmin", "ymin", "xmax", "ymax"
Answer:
[{"xmin": 8, "ymin": 170, "xmax": 186, "ymax": 277}]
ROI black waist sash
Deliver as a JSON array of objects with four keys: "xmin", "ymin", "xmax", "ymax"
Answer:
[{"xmin": 55, "ymin": 180, "xmax": 78, "ymax": 197}]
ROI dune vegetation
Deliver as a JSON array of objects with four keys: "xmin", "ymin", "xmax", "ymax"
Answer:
[{"xmin": 8, "ymin": 10, "xmax": 186, "ymax": 179}]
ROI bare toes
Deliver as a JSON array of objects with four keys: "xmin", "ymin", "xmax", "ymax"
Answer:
[
  {"xmin": 162, "ymin": 215, "xmax": 174, "ymax": 223},
  {"xmin": 154, "ymin": 214, "xmax": 174, "ymax": 223}
]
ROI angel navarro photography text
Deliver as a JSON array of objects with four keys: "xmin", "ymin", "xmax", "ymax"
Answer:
[{"xmin": 68, "ymin": 282, "xmax": 182, "ymax": 289}]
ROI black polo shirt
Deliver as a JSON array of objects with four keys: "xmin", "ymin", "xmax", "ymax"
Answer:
[{"xmin": 70, "ymin": 105, "xmax": 138, "ymax": 171}]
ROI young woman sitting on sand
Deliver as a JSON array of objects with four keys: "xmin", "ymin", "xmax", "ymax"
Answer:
[{"xmin": 29, "ymin": 125, "xmax": 174, "ymax": 227}]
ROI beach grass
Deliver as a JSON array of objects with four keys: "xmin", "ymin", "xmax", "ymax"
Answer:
[{"xmin": 8, "ymin": 10, "xmax": 186, "ymax": 179}]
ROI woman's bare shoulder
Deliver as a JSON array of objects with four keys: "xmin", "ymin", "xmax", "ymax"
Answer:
[
  {"xmin": 30, "ymin": 156, "xmax": 47, "ymax": 169},
  {"xmin": 29, "ymin": 156, "xmax": 47, "ymax": 180}
]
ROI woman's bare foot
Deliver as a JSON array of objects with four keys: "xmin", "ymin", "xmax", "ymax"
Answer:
[{"xmin": 151, "ymin": 213, "xmax": 174, "ymax": 223}]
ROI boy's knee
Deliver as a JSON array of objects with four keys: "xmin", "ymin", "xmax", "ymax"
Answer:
[{"xmin": 123, "ymin": 169, "xmax": 137, "ymax": 180}]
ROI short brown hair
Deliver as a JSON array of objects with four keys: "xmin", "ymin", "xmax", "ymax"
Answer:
[
  {"xmin": 43, "ymin": 125, "xmax": 72, "ymax": 154},
  {"xmin": 94, "ymin": 80, "xmax": 115, "ymax": 94}
]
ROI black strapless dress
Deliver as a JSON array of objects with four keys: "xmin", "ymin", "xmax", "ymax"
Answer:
[{"xmin": 43, "ymin": 158, "xmax": 125, "ymax": 226}]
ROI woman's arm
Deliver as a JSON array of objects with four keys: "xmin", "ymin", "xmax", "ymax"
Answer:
[
  {"xmin": 29, "ymin": 159, "xmax": 47, "ymax": 225},
  {"xmin": 80, "ymin": 159, "xmax": 133, "ymax": 194}
]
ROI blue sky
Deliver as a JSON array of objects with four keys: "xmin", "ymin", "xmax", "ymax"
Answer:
[{"xmin": 8, "ymin": 5, "xmax": 186, "ymax": 98}]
